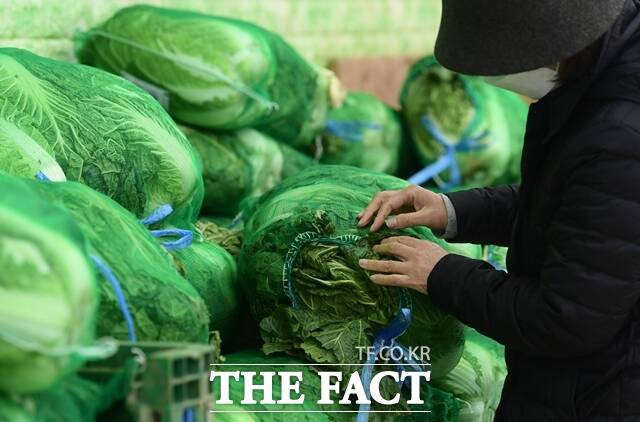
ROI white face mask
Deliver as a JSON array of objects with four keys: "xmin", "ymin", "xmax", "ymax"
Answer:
[{"xmin": 483, "ymin": 66, "xmax": 560, "ymax": 99}]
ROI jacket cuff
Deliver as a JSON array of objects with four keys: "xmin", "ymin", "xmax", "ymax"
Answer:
[{"xmin": 427, "ymin": 253, "xmax": 483, "ymax": 313}]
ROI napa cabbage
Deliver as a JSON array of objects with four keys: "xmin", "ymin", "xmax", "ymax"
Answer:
[
  {"xmin": 76, "ymin": 5, "xmax": 345, "ymax": 148},
  {"xmin": 0, "ymin": 47, "xmax": 203, "ymax": 226},
  {"xmin": 0, "ymin": 174, "xmax": 98, "ymax": 393}
]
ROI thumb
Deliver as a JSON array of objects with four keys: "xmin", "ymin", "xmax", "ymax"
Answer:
[{"xmin": 386, "ymin": 211, "xmax": 424, "ymax": 229}]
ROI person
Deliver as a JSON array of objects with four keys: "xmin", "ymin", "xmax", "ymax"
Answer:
[{"xmin": 357, "ymin": 0, "xmax": 640, "ymax": 420}]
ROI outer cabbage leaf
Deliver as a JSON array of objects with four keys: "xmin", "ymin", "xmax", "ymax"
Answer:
[
  {"xmin": 0, "ymin": 174, "xmax": 98, "ymax": 393},
  {"xmin": 76, "ymin": 5, "xmax": 344, "ymax": 148},
  {"xmin": 240, "ymin": 165, "xmax": 483, "ymax": 379},
  {"xmin": 0, "ymin": 47, "xmax": 203, "ymax": 226}
]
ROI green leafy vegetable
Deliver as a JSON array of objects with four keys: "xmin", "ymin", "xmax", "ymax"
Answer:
[
  {"xmin": 0, "ymin": 47, "xmax": 203, "ymax": 226},
  {"xmin": 184, "ymin": 126, "xmax": 314, "ymax": 217},
  {"xmin": 321, "ymin": 92, "xmax": 402, "ymax": 174},
  {"xmin": 196, "ymin": 219, "xmax": 243, "ymax": 257},
  {"xmin": 433, "ymin": 329, "xmax": 507, "ymax": 422},
  {"xmin": 400, "ymin": 56, "xmax": 527, "ymax": 188},
  {"xmin": 239, "ymin": 165, "xmax": 482, "ymax": 378},
  {"xmin": 75, "ymin": 5, "xmax": 345, "ymax": 148},
  {"xmin": 0, "ymin": 174, "xmax": 98, "ymax": 393},
  {"xmin": 171, "ymin": 239, "xmax": 241, "ymax": 339},
  {"xmin": 23, "ymin": 177, "xmax": 209, "ymax": 343}
]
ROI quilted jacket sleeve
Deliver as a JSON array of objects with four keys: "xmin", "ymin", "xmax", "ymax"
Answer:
[
  {"xmin": 428, "ymin": 123, "xmax": 640, "ymax": 357},
  {"xmin": 445, "ymin": 184, "xmax": 519, "ymax": 246}
]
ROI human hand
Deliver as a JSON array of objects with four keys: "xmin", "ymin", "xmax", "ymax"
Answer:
[
  {"xmin": 358, "ymin": 236, "xmax": 448, "ymax": 295},
  {"xmin": 357, "ymin": 185, "xmax": 447, "ymax": 232}
]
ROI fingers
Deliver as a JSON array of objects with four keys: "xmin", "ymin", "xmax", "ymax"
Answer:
[
  {"xmin": 359, "ymin": 258, "xmax": 407, "ymax": 274},
  {"xmin": 386, "ymin": 211, "xmax": 425, "ymax": 229},
  {"xmin": 370, "ymin": 273, "xmax": 411, "ymax": 287},
  {"xmin": 372, "ymin": 241, "xmax": 413, "ymax": 260},
  {"xmin": 357, "ymin": 189, "xmax": 409, "ymax": 231}
]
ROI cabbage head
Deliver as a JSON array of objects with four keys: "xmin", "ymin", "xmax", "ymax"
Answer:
[
  {"xmin": 183, "ymin": 126, "xmax": 314, "ymax": 217},
  {"xmin": 76, "ymin": 5, "xmax": 344, "ymax": 148},
  {"xmin": 433, "ymin": 329, "xmax": 507, "ymax": 422},
  {"xmin": 171, "ymin": 239, "xmax": 241, "ymax": 340},
  {"xmin": 0, "ymin": 47, "xmax": 203, "ymax": 226},
  {"xmin": 0, "ymin": 174, "xmax": 98, "ymax": 393},
  {"xmin": 24, "ymin": 178, "xmax": 209, "ymax": 343},
  {"xmin": 400, "ymin": 56, "xmax": 527, "ymax": 189},
  {"xmin": 321, "ymin": 92, "xmax": 402, "ymax": 174},
  {"xmin": 239, "ymin": 165, "xmax": 483, "ymax": 378}
]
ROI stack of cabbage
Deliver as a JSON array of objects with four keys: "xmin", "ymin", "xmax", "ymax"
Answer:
[
  {"xmin": 0, "ymin": 47, "xmax": 203, "ymax": 227},
  {"xmin": 75, "ymin": 5, "xmax": 344, "ymax": 149},
  {"xmin": 320, "ymin": 91, "xmax": 403, "ymax": 174},
  {"xmin": 240, "ymin": 165, "xmax": 483, "ymax": 379},
  {"xmin": 400, "ymin": 56, "xmax": 528, "ymax": 190}
]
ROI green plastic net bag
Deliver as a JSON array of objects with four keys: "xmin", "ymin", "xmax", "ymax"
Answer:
[
  {"xmin": 239, "ymin": 165, "xmax": 483, "ymax": 379},
  {"xmin": 171, "ymin": 239, "xmax": 241, "ymax": 340},
  {"xmin": 400, "ymin": 56, "xmax": 528, "ymax": 190},
  {"xmin": 184, "ymin": 126, "xmax": 315, "ymax": 217},
  {"xmin": 0, "ymin": 174, "xmax": 101, "ymax": 394},
  {"xmin": 212, "ymin": 349, "xmax": 461, "ymax": 421},
  {"xmin": 196, "ymin": 218, "xmax": 243, "ymax": 257},
  {"xmin": 484, "ymin": 245, "xmax": 508, "ymax": 271},
  {"xmin": 0, "ymin": 48, "xmax": 203, "ymax": 227},
  {"xmin": 432, "ymin": 328, "xmax": 507, "ymax": 422},
  {"xmin": 75, "ymin": 5, "xmax": 345, "ymax": 149},
  {"xmin": 320, "ymin": 92, "xmax": 402, "ymax": 174},
  {"xmin": 24, "ymin": 177, "xmax": 209, "ymax": 343}
]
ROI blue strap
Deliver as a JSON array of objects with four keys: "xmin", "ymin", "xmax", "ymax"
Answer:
[
  {"xmin": 35, "ymin": 171, "xmax": 50, "ymax": 181},
  {"xmin": 325, "ymin": 120, "xmax": 381, "ymax": 142},
  {"xmin": 139, "ymin": 204, "xmax": 173, "ymax": 225},
  {"xmin": 229, "ymin": 211, "xmax": 243, "ymax": 229},
  {"xmin": 91, "ymin": 254, "xmax": 137, "ymax": 342},
  {"xmin": 357, "ymin": 307, "xmax": 413, "ymax": 422},
  {"xmin": 182, "ymin": 408, "xmax": 195, "ymax": 422},
  {"xmin": 140, "ymin": 205, "xmax": 193, "ymax": 251},
  {"xmin": 149, "ymin": 228, "xmax": 193, "ymax": 251},
  {"xmin": 407, "ymin": 114, "xmax": 490, "ymax": 189}
]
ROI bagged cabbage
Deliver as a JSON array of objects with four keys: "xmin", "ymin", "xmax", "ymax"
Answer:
[
  {"xmin": 0, "ymin": 48, "xmax": 203, "ymax": 226},
  {"xmin": 196, "ymin": 218, "xmax": 243, "ymax": 257},
  {"xmin": 171, "ymin": 239, "xmax": 240, "ymax": 338},
  {"xmin": 183, "ymin": 127, "xmax": 314, "ymax": 217},
  {"xmin": 25, "ymin": 178, "xmax": 209, "ymax": 343},
  {"xmin": 0, "ymin": 174, "xmax": 99, "ymax": 393},
  {"xmin": 213, "ymin": 350, "xmax": 461, "ymax": 421},
  {"xmin": 321, "ymin": 92, "xmax": 402, "ymax": 174},
  {"xmin": 400, "ymin": 56, "xmax": 527, "ymax": 189},
  {"xmin": 433, "ymin": 329, "xmax": 507, "ymax": 422},
  {"xmin": 75, "ymin": 5, "xmax": 345, "ymax": 148},
  {"xmin": 239, "ymin": 165, "xmax": 483, "ymax": 378}
]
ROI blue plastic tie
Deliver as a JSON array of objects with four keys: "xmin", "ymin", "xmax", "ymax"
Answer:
[
  {"xmin": 229, "ymin": 211, "xmax": 243, "ymax": 229},
  {"xmin": 149, "ymin": 228, "xmax": 194, "ymax": 251},
  {"xmin": 325, "ymin": 120, "xmax": 381, "ymax": 142},
  {"xmin": 407, "ymin": 114, "xmax": 490, "ymax": 189},
  {"xmin": 91, "ymin": 254, "xmax": 137, "ymax": 342},
  {"xmin": 139, "ymin": 204, "xmax": 174, "ymax": 225},
  {"xmin": 182, "ymin": 408, "xmax": 195, "ymax": 422},
  {"xmin": 357, "ymin": 307, "xmax": 415, "ymax": 422},
  {"xmin": 35, "ymin": 171, "xmax": 50, "ymax": 181}
]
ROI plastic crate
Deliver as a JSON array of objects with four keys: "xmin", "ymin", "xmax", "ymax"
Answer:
[{"xmin": 81, "ymin": 340, "xmax": 218, "ymax": 422}]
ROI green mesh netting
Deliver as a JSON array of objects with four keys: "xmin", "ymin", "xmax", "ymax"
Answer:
[
  {"xmin": 183, "ymin": 126, "xmax": 315, "ymax": 217},
  {"xmin": 171, "ymin": 239, "xmax": 241, "ymax": 339},
  {"xmin": 23, "ymin": 178, "xmax": 209, "ymax": 343},
  {"xmin": 75, "ymin": 5, "xmax": 345, "ymax": 149},
  {"xmin": 484, "ymin": 245, "xmax": 508, "ymax": 271},
  {"xmin": 321, "ymin": 92, "xmax": 402, "ymax": 174},
  {"xmin": 399, "ymin": 56, "xmax": 528, "ymax": 189},
  {"xmin": 432, "ymin": 328, "xmax": 507, "ymax": 422},
  {"xmin": 0, "ymin": 48, "xmax": 203, "ymax": 227},
  {"xmin": 239, "ymin": 165, "xmax": 483, "ymax": 379},
  {"xmin": 213, "ymin": 349, "xmax": 460, "ymax": 421},
  {"xmin": 0, "ymin": 174, "xmax": 100, "ymax": 394}
]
